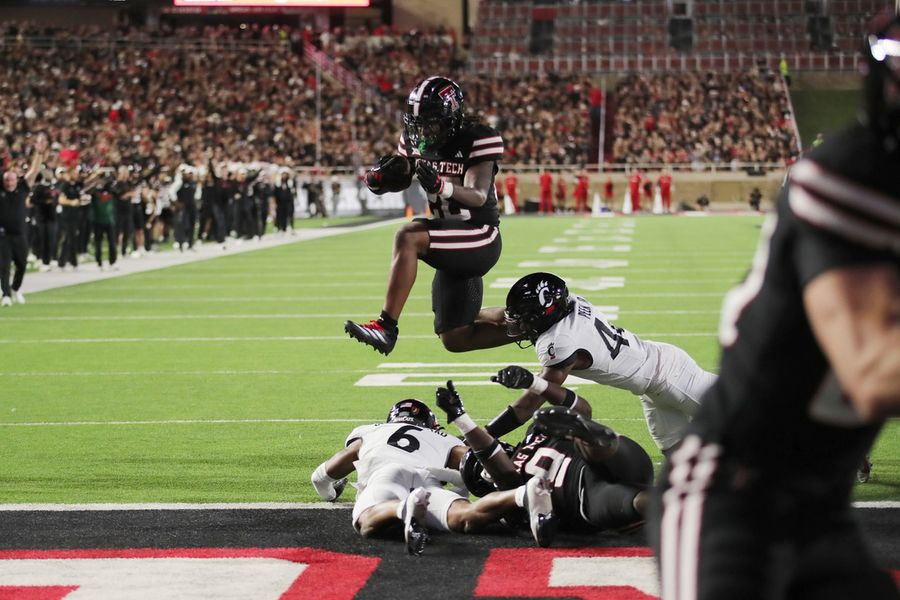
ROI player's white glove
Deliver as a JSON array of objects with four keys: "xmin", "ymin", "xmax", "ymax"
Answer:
[{"xmin": 311, "ymin": 463, "xmax": 347, "ymax": 501}]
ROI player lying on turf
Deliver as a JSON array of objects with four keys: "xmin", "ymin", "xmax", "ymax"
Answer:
[
  {"xmin": 433, "ymin": 376, "xmax": 654, "ymax": 547},
  {"xmin": 484, "ymin": 272, "xmax": 717, "ymax": 455},
  {"xmin": 310, "ymin": 398, "xmax": 553, "ymax": 555}
]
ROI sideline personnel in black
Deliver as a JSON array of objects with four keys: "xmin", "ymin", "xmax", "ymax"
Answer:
[
  {"xmin": 1, "ymin": 135, "xmax": 47, "ymax": 307},
  {"xmin": 653, "ymin": 16, "xmax": 900, "ymax": 600}
]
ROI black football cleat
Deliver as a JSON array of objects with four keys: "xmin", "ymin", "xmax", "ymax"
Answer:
[
  {"xmin": 401, "ymin": 487, "xmax": 430, "ymax": 556},
  {"xmin": 533, "ymin": 406, "xmax": 618, "ymax": 449},
  {"xmin": 523, "ymin": 475, "xmax": 557, "ymax": 548},
  {"xmin": 344, "ymin": 319, "xmax": 398, "ymax": 355}
]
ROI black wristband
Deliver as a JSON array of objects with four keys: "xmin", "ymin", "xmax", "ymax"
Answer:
[
  {"xmin": 485, "ymin": 406, "xmax": 525, "ymax": 438},
  {"xmin": 473, "ymin": 440, "xmax": 500, "ymax": 463},
  {"xmin": 563, "ymin": 388, "xmax": 578, "ymax": 409}
]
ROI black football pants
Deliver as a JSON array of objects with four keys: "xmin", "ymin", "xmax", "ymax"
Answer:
[{"xmin": 0, "ymin": 233, "xmax": 27, "ymax": 297}]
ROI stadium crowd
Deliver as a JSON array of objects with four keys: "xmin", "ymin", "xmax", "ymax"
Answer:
[{"xmin": 611, "ymin": 70, "xmax": 800, "ymax": 164}]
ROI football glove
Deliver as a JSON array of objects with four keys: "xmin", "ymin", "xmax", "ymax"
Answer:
[
  {"xmin": 491, "ymin": 365, "xmax": 535, "ymax": 390},
  {"xmin": 435, "ymin": 380, "xmax": 466, "ymax": 423},
  {"xmin": 365, "ymin": 154, "xmax": 413, "ymax": 195},
  {"xmin": 415, "ymin": 160, "xmax": 452, "ymax": 198},
  {"xmin": 311, "ymin": 463, "xmax": 347, "ymax": 502}
]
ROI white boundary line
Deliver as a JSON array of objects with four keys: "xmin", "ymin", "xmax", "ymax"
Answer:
[
  {"xmin": 0, "ymin": 417, "xmax": 646, "ymax": 427},
  {"xmin": 0, "ymin": 501, "xmax": 893, "ymax": 512},
  {"xmin": 21, "ymin": 218, "xmax": 404, "ymax": 295},
  {"xmin": 0, "ymin": 332, "xmax": 717, "ymax": 344},
  {"xmin": 0, "ymin": 502, "xmax": 351, "ymax": 511}
]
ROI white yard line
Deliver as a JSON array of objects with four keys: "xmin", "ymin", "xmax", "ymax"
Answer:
[
  {"xmin": 5, "ymin": 310, "xmax": 724, "ymax": 321},
  {"xmin": 5, "ymin": 313, "xmax": 436, "ymax": 321},
  {"xmin": 0, "ymin": 332, "xmax": 716, "ymax": 344},
  {"xmin": 27, "ymin": 295, "xmax": 428, "ymax": 304},
  {"xmin": 0, "ymin": 369, "xmax": 371, "ymax": 376}
]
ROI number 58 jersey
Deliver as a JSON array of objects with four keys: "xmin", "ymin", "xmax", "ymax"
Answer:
[{"xmin": 346, "ymin": 422, "xmax": 464, "ymax": 487}]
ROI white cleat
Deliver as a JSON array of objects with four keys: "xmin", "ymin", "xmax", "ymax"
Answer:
[
  {"xmin": 12, "ymin": 290, "xmax": 25, "ymax": 305},
  {"xmin": 400, "ymin": 487, "xmax": 430, "ymax": 556},
  {"xmin": 1, "ymin": 296, "xmax": 12, "ymax": 307},
  {"xmin": 524, "ymin": 475, "xmax": 557, "ymax": 547}
]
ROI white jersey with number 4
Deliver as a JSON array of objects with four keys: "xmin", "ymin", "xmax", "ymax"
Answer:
[
  {"xmin": 346, "ymin": 422, "xmax": 464, "ymax": 487},
  {"xmin": 535, "ymin": 295, "xmax": 717, "ymax": 451}
]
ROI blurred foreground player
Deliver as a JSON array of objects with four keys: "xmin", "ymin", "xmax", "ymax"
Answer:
[
  {"xmin": 654, "ymin": 17, "xmax": 900, "ymax": 600},
  {"xmin": 345, "ymin": 76, "xmax": 509, "ymax": 356}
]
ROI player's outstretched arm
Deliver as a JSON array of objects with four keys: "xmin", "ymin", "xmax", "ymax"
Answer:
[
  {"xmin": 434, "ymin": 381, "xmax": 522, "ymax": 490},
  {"xmin": 310, "ymin": 439, "xmax": 360, "ymax": 501},
  {"xmin": 805, "ymin": 264, "xmax": 900, "ymax": 421},
  {"xmin": 486, "ymin": 364, "xmax": 575, "ymax": 437}
]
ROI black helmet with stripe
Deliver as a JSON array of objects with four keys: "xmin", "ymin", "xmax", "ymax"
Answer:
[
  {"xmin": 404, "ymin": 76, "xmax": 465, "ymax": 158},
  {"xmin": 387, "ymin": 399, "xmax": 441, "ymax": 430}
]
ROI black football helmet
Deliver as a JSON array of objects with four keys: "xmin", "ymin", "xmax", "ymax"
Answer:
[
  {"xmin": 862, "ymin": 12, "xmax": 900, "ymax": 143},
  {"xmin": 403, "ymin": 76, "xmax": 464, "ymax": 158},
  {"xmin": 504, "ymin": 272, "xmax": 573, "ymax": 345},
  {"xmin": 459, "ymin": 442, "xmax": 515, "ymax": 497},
  {"xmin": 386, "ymin": 399, "xmax": 440, "ymax": 430}
]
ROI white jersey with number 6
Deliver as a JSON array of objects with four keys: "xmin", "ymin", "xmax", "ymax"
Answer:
[
  {"xmin": 535, "ymin": 295, "xmax": 717, "ymax": 451},
  {"xmin": 346, "ymin": 422, "xmax": 464, "ymax": 487}
]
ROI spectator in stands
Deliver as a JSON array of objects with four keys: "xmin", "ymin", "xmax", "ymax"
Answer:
[{"xmin": 612, "ymin": 72, "xmax": 798, "ymax": 167}]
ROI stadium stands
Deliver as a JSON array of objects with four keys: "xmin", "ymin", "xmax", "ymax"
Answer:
[{"xmin": 469, "ymin": 0, "xmax": 886, "ymax": 74}]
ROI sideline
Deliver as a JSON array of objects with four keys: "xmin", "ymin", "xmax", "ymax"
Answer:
[
  {"xmin": 0, "ymin": 501, "xmax": 894, "ymax": 512},
  {"xmin": 20, "ymin": 218, "xmax": 404, "ymax": 295}
]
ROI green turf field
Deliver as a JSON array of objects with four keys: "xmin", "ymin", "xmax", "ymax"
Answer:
[{"xmin": 1, "ymin": 215, "xmax": 896, "ymax": 503}]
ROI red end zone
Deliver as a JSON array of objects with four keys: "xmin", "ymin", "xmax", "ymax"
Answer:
[{"xmin": 477, "ymin": 547, "xmax": 659, "ymax": 599}]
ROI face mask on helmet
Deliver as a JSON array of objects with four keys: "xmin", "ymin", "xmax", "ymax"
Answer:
[
  {"xmin": 386, "ymin": 399, "xmax": 440, "ymax": 430},
  {"xmin": 404, "ymin": 77, "xmax": 464, "ymax": 157},
  {"xmin": 503, "ymin": 272, "xmax": 572, "ymax": 346},
  {"xmin": 863, "ymin": 14, "xmax": 900, "ymax": 142}
]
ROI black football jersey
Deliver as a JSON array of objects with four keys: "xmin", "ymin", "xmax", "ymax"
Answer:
[
  {"xmin": 693, "ymin": 122, "xmax": 899, "ymax": 497},
  {"xmin": 397, "ymin": 122, "xmax": 503, "ymax": 227},
  {"xmin": 510, "ymin": 427, "xmax": 590, "ymax": 527}
]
